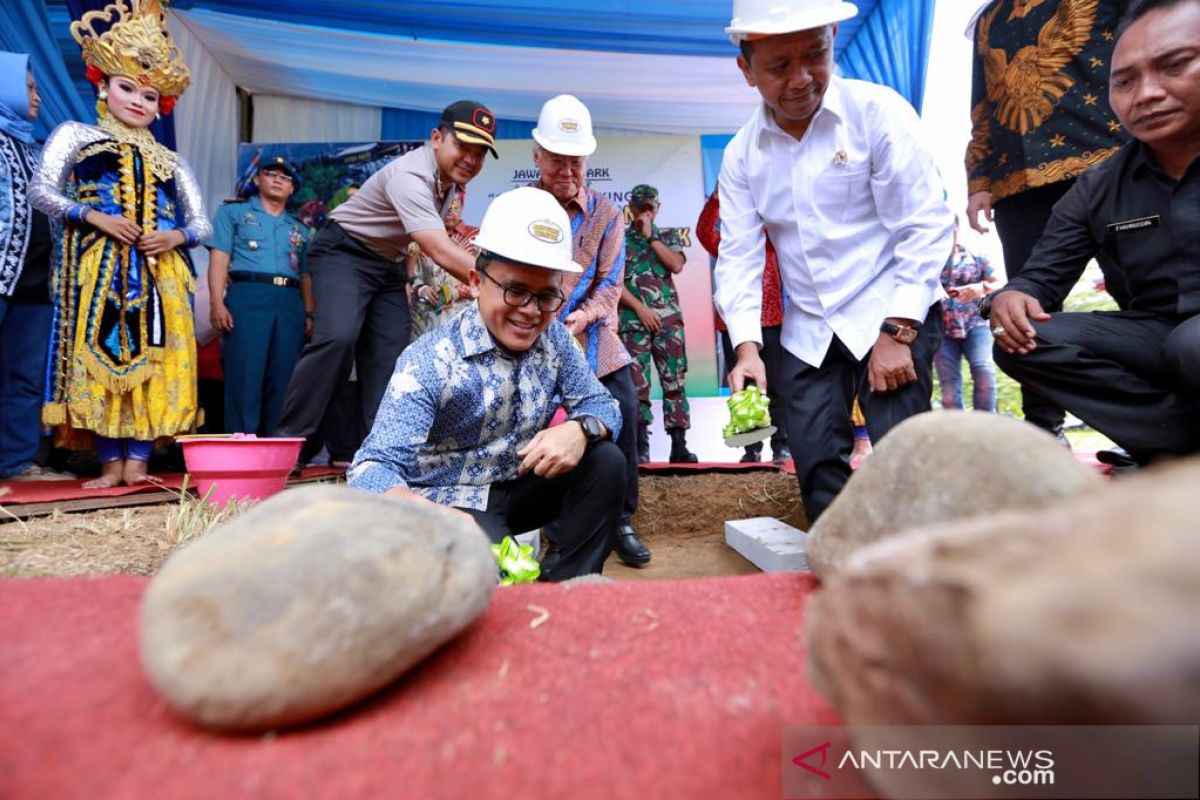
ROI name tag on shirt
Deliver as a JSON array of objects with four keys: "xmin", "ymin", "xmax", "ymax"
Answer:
[{"xmin": 1107, "ymin": 215, "xmax": 1161, "ymax": 233}]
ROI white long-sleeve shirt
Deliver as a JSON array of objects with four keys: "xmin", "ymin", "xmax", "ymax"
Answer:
[{"xmin": 715, "ymin": 77, "xmax": 953, "ymax": 367}]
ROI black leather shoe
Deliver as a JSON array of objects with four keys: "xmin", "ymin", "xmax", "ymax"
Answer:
[
  {"xmin": 1096, "ymin": 447, "xmax": 1139, "ymax": 477},
  {"xmin": 615, "ymin": 524, "xmax": 651, "ymax": 566}
]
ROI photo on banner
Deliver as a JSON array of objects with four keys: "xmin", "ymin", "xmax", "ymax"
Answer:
[
  {"xmin": 233, "ymin": 140, "xmax": 424, "ymax": 229},
  {"xmin": 467, "ymin": 135, "xmax": 718, "ymax": 397}
]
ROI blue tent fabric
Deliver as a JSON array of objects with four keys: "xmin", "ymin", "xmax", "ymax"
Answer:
[
  {"xmin": 838, "ymin": 0, "xmax": 936, "ymax": 114},
  {"xmin": 382, "ymin": 107, "xmax": 535, "ymax": 142},
  {"xmin": 170, "ymin": 0, "xmax": 878, "ymax": 59},
  {"xmin": 0, "ymin": 0, "xmax": 91, "ymax": 141},
  {"xmin": 33, "ymin": 0, "xmax": 935, "ymax": 145},
  {"xmin": 699, "ymin": 133, "xmax": 733, "ymax": 196}
]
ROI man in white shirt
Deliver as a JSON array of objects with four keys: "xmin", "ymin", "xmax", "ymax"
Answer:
[{"xmin": 716, "ymin": 0, "xmax": 954, "ymax": 522}]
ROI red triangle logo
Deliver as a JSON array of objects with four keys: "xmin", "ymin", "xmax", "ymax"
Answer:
[{"xmin": 792, "ymin": 741, "xmax": 833, "ymax": 780}]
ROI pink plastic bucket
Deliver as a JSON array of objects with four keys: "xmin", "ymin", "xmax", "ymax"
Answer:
[{"xmin": 178, "ymin": 434, "xmax": 304, "ymax": 506}]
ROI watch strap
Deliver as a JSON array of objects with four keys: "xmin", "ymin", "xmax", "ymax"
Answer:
[{"xmin": 574, "ymin": 414, "xmax": 603, "ymax": 444}]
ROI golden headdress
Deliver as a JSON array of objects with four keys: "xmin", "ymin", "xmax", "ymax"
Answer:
[{"xmin": 70, "ymin": 0, "xmax": 190, "ymax": 99}]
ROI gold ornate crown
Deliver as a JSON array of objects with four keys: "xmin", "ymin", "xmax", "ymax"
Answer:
[{"xmin": 70, "ymin": 0, "xmax": 190, "ymax": 98}]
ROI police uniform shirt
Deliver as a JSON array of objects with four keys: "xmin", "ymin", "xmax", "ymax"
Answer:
[
  {"xmin": 210, "ymin": 195, "xmax": 311, "ymax": 277},
  {"xmin": 1005, "ymin": 140, "xmax": 1200, "ymax": 318},
  {"xmin": 327, "ymin": 145, "xmax": 457, "ymax": 263}
]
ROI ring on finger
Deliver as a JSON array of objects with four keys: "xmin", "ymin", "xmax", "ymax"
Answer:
[{"xmin": 991, "ymin": 325, "xmax": 1006, "ymax": 336}]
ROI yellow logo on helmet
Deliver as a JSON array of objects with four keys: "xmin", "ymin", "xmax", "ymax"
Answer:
[
  {"xmin": 528, "ymin": 221, "xmax": 564, "ymax": 244},
  {"xmin": 558, "ymin": 119, "xmax": 580, "ymax": 133}
]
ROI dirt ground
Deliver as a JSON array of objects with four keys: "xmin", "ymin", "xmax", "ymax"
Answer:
[
  {"xmin": 606, "ymin": 471, "xmax": 806, "ymax": 580},
  {"xmin": 0, "ymin": 471, "xmax": 805, "ymax": 581}
]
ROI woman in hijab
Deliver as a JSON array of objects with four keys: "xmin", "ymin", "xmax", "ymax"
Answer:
[{"xmin": 0, "ymin": 53, "xmax": 66, "ymax": 481}]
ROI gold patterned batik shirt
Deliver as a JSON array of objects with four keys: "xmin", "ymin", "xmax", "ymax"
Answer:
[{"xmin": 966, "ymin": 0, "xmax": 1129, "ymax": 201}]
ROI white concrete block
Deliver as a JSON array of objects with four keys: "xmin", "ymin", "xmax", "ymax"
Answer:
[
  {"xmin": 725, "ymin": 516, "xmax": 810, "ymax": 573},
  {"xmin": 515, "ymin": 529, "xmax": 541, "ymax": 559}
]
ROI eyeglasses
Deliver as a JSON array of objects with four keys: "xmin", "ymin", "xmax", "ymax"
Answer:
[
  {"xmin": 260, "ymin": 170, "xmax": 293, "ymax": 182},
  {"xmin": 480, "ymin": 269, "xmax": 565, "ymax": 313}
]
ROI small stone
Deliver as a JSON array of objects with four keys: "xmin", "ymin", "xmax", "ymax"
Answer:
[
  {"xmin": 141, "ymin": 485, "xmax": 496, "ymax": 732},
  {"xmin": 807, "ymin": 411, "xmax": 1101, "ymax": 579}
]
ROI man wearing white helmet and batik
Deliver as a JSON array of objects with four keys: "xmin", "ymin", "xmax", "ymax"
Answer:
[
  {"xmin": 349, "ymin": 187, "xmax": 624, "ymax": 581},
  {"xmin": 531, "ymin": 94, "xmax": 652, "ymax": 568},
  {"xmin": 715, "ymin": 0, "xmax": 954, "ymax": 523}
]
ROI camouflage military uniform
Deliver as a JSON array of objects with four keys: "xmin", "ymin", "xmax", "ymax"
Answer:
[{"xmin": 618, "ymin": 224, "xmax": 691, "ymax": 431}]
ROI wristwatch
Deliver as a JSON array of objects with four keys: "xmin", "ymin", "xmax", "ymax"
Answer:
[
  {"xmin": 574, "ymin": 414, "xmax": 606, "ymax": 445},
  {"xmin": 880, "ymin": 321, "xmax": 919, "ymax": 345},
  {"xmin": 979, "ymin": 292, "xmax": 995, "ymax": 320}
]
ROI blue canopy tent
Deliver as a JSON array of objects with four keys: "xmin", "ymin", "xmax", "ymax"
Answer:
[
  {"xmin": 4, "ymin": 0, "xmax": 935, "ymax": 216},
  {"xmin": 11, "ymin": 0, "xmax": 933, "ymax": 137}
]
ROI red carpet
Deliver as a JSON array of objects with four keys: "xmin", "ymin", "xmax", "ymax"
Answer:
[
  {"xmin": 0, "ymin": 572, "xmax": 838, "ymax": 799},
  {"xmin": 0, "ymin": 466, "xmax": 345, "ymax": 508}
]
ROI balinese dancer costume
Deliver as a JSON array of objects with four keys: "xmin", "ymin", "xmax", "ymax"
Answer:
[{"xmin": 29, "ymin": 0, "xmax": 209, "ymax": 461}]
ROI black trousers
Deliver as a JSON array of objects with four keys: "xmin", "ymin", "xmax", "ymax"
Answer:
[
  {"xmin": 276, "ymin": 222, "xmax": 410, "ymax": 458},
  {"xmin": 722, "ymin": 326, "xmax": 789, "ymax": 452},
  {"xmin": 993, "ymin": 181, "xmax": 1074, "ymax": 433},
  {"xmin": 782, "ymin": 305, "xmax": 941, "ymax": 524},
  {"xmin": 600, "ymin": 365, "xmax": 639, "ymax": 524},
  {"xmin": 460, "ymin": 440, "xmax": 625, "ymax": 581},
  {"xmin": 994, "ymin": 310, "xmax": 1200, "ymax": 463},
  {"xmin": 319, "ymin": 379, "xmax": 366, "ymax": 463}
]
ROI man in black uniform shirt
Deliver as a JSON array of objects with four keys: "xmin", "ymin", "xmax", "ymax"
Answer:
[{"xmin": 985, "ymin": 0, "xmax": 1200, "ymax": 465}]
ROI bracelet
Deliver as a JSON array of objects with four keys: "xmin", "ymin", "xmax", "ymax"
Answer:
[
  {"xmin": 66, "ymin": 204, "xmax": 89, "ymax": 224},
  {"xmin": 183, "ymin": 228, "xmax": 199, "ymax": 247}
]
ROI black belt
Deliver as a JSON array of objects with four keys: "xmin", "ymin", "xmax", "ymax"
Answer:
[{"xmin": 229, "ymin": 271, "xmax": 299, "ymax": 288}]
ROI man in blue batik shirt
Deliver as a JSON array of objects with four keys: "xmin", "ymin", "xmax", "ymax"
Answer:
[{"xmin": 349, "ymin": 187, "xmax": 624, "ymax": 580}]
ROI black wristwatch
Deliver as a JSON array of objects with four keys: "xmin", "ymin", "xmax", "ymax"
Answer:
[
  {"xmin": 880, "ymin": 321, "xmax": 918, "ymax": 345},
  {"xmin": 574, "ymin": 414, "xmax": 605, "ymax": 445},
  {"xmin": 979, "ymin": 292, "xmax": 994, "ymax": 320}
]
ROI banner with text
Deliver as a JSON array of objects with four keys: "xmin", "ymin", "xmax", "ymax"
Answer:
[{"xmin": 466, "ymin": 136, "xmax": 717, "ymax": 396}]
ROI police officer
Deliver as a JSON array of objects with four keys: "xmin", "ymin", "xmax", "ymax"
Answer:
[
  {"xmin": 276, "ymin": 100, "xmax": 497, "ymax": 471},
  {"xmin": 618, "ymin": 184, "xmax": 697, "ymax": 463},
  {"xmin": 208, "ymin": 156, "xmax": 312, "ymax": 436}
]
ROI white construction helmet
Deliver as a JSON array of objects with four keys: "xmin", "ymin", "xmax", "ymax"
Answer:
[
  {"xmin": 726, "ymin": 0, "xmax": 858, "ymax": 44},
  {"xmin": 531, "ymin": 94, "xmax": 597, "ymax": 157},
  {"xmin": 472, "ymin": 187, "xmax": 582, "ymax": 273}
]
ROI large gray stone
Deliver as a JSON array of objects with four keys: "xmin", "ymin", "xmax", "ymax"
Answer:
[
  {"xmin": 807, "ymin": 457, "xmax": 1200, "ymax": 726},
  {"xmin": 807, "ymin": 411, "xmax": 1101, "ymax": 579},
  {"xmin": 141, "ymin": 485, "xmax": 496, "ymax": 732}
]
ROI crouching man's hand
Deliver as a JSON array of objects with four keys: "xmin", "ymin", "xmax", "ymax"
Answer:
[
  {"xmin": 385, "ymin": 485, "xmax": 423, "ymax": 502},
  {"xmin": 517, "ymin": 422, "xmax": 592, "ymax": 478},
  {"xmin": 989, "ymin": 290, "xmax": 1050, "ymax": 355},
  {"xmin": 386, "ymin": 484, "xmax": 475, "ymax": 524}
]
